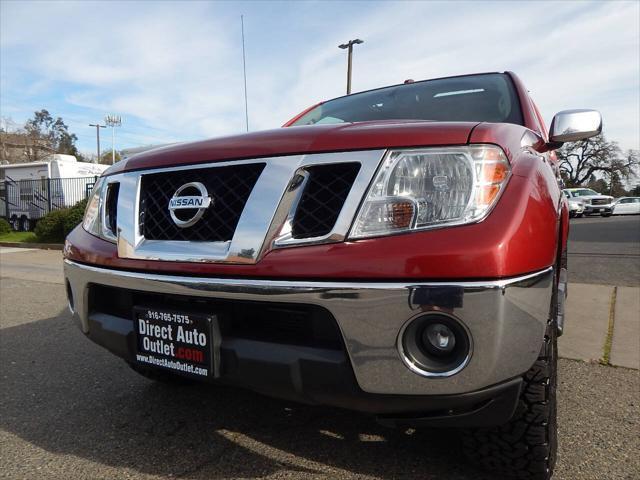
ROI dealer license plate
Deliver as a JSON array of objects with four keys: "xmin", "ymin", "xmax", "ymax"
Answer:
[{"xmin": 133, "ymin": 307, "xmax": 219, "ymax": 379}]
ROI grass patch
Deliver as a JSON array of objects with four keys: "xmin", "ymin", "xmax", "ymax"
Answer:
[
  {"xmin": 0, "ymin": 231, "xmax": 38, "ymax": 243},
  {"xmin": 600, "ymin": 286, "xmax": 617, "ymax": 366}
]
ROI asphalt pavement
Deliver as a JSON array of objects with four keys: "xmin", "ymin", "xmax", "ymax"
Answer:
[
  {"xmin": 559, "ymin": 215, "xmax": 639, "ymax": 369},
  {"xmin": 568, "ymin": 215, "xmax": 640, "ymax": 286},
  {"xmin": 1, "ymin": 228, "xmax": 639, "ymax": 479}
]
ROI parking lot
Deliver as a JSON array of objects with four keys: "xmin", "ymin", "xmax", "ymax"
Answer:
[
  {"xmin": 1, "ymin": 216, "xmax": 639, "ymax": 480},
  {"xmin": 568, "ymin": 215, "xmax": 640, "ymax": 286}
]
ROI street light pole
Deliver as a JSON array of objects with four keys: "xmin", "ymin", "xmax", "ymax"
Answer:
[
  {"xmin": 89, "ymin": 123, "xmax": 106, "ymax": 162},
  {"xmin": 338, "ymin": 38, "xmax": 363, "ymax": 95},
  {"xmin": 104, "ymin": 114, "xmax": 122, "ymax": 165},
  {"xmin": 241, "ymin": 15, "xmax": 249, "ymax": 132}
]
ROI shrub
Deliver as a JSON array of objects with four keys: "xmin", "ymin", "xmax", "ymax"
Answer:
[
  {"xmin": 0, "ymin": 218, "xmax": 11, "ymax": 235},
  {"xmin": 34, "ymin": 209, "xmax": 68, "ymax": 243},
  {"xmin": 63, "ymin": 198, "xmax": 88, "ymax": 237},
  {"xmin": 70, "ymin": 197, "xmax": 88, "ymax": 215},
  {"xmin": 34, "ymin": 198, "xmax": 88, "ymax": 243}
]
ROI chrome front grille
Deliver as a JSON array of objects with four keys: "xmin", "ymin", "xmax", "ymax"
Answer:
[
  {"xmin": 113, "ymin": 150, "xmax": 385, "ymax": 264},
  {"xmin": 140, "ymin": 163, "xmax": 265, "ymax": 242}
]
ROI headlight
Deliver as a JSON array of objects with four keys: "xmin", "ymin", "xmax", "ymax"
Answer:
[
  {"xmin": 82, "ymin": 177, "xmax": 109, "ymax": 240},
  {"xmin": 349, "ymin": 145, "xmax": 511, "ymax": 239}
]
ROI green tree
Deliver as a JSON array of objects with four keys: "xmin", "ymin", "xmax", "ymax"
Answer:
[
  {"xmin": 24, "ymin": 109, "xmax": 82, "ymax": 159},
  {"xmin": 586, "ymin": 178, "xmax": 608, "ymax": 194},
  {"xmin": 99, "ymin": 150, "xmax": 122, "ymax": 165},
  {"xmin": 608, "ymin": 171, "xmax": 629, "ymax": 197}
]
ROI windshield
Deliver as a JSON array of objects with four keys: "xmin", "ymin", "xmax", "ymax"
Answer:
[{"xmin": 291, "ymin": 73, "xmax": 523, "ymax": 126}]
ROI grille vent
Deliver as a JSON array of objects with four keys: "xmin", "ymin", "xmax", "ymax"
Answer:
[
  {"xmin": 140, "ymin": 163, "xmax": 264, "ymax": 242},
  {"xmin": 291, "ymin": 163, "xmax": 360, "ymax": 239}
]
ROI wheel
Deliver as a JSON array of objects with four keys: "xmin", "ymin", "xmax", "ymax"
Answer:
[
  {"xmin": 576, "ymin": 213, "xmax": 583, "ymax": 218},
  {"xmin": 126, "ymin": 361, "xmax": 197, "ymax": 385},
  {"xmin": 461, "ymin": 287, "xmax": 558, "ymax": 479},
  {"xmin": 462, "ymin": 323, "xmax": 557, "ymax": 479}
]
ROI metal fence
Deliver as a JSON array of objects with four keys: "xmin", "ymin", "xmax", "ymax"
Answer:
[{"xmin": 0, "ymin": 176, "xmax": 98, "ymax": 230}]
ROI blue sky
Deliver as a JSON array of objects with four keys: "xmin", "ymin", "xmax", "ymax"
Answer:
[{"xmin": 1, "ymin": 0, "xmax": 639, "ymax": 156}]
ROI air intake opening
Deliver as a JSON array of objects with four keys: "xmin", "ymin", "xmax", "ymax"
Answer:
[
  {"xmin": 105, "ymin": 182, "xmax": 120, "ymax": 237},
  {"xmin": 291, "ymin": 163, "xmax": 360, "ymax": 239}
]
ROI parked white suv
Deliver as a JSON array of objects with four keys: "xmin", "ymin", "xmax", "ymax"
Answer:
[{"xmin": 562, "ymin": 188, "xmax": 613, "ymax": 216}]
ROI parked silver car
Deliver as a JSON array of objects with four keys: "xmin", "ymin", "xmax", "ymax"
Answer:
[{"xmin": 602, "ymin": 197, "xmax": 640, "ymax": 216}]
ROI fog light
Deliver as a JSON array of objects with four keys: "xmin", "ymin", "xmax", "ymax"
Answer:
[
  {"xmin": 398, "ymin": 313, "xmax": 472, "ymax": 377},
  {"xmin": 423, "ymin": 323, "xmax": 456, "ymax": 356}
]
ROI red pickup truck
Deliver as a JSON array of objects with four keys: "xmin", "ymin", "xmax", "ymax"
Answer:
[{"xmin": 63, "ymin": 72, "xmax": 601, "ymax": 479}]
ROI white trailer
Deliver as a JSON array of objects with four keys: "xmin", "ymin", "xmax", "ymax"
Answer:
[{"xmin": 0, "ymin": 155, "xmax": 108, "ymax": 230}]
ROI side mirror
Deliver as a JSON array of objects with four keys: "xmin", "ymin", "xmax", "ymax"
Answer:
[{"xmin": 549, "ymin": 109, "xmax": 602, "ymax": 144}]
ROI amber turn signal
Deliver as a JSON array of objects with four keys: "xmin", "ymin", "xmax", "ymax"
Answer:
[
  {"xmin": 479, "ymin": 161, "xmax": 509, "ymax": 184},
  {"xmin": 391, "ymin": 201, "xmax": 415, "ymax": 228}
]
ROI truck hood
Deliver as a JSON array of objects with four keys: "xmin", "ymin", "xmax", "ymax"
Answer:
[{"xmin": 107, "ymin": 120, "xmax": 478, "ymax": 175}]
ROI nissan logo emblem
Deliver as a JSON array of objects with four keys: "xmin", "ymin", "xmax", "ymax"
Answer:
[{"xmin": 167, "ymin": 182, "xmax": 212, "ymax": 228}]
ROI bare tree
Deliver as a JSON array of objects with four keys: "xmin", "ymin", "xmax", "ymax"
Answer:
[
  {"xmin": 1, "ymin": 117, "xmax": 54, "ymax": 163},
  {"xmin": 0, "ymin": 117, "xmax": 20, "ymax": 133},
  {"xmin": 557, "ymin": 134, "xmax": 639, "ymax": 188}
]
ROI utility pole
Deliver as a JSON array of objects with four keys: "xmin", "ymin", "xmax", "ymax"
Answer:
[
  {"xmin": 104, "ymin": 114, "xmax": 122, "ymax": 165},
  {"xmin": 338, "ymin": 38, "xmax": 364, "ymax": 95},
  {"xmin": 241, "ymin": 15, "xmax": 249, "ymax": 132},
  {"xmin": 89, "ymin": 123, "xmax": 106, "ymax": 162}
]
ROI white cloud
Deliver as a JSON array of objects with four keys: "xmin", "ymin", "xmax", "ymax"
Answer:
[
  {"xmin": 1, "ymin": 0, "xmax": 638, "ymax": 152},
  {"xmin": 1, "ymin": 0, "xmax": 248, "ymax": 140},
  {"xmin": 249, "ymin": 0, "xmax": 640, "ymax": 151}
]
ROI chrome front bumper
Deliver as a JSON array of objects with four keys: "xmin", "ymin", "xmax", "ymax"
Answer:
[{"xmin": 64, "ymin": 259, "xmax": 553, "ymax": 396}]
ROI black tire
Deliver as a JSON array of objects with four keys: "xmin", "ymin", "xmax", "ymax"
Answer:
[
  {"xmin": 126, "ymin": 361, "xmax": 197, "ymax": 385},
  {"xmin": 576, "ymin": 213, "xmax": 583, "ymax": 218},
  {"xmin": 461, "ymin": 297, "xmax": 558, "ymax": 479}
]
